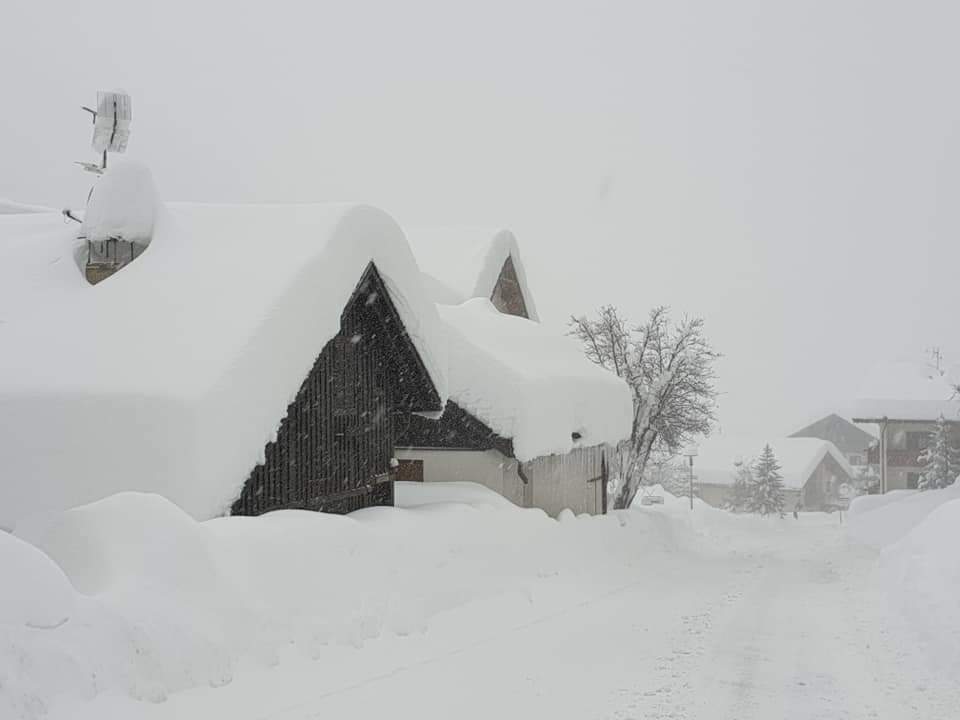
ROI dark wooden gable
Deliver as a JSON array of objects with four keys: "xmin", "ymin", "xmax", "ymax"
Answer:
[
  {"xmin": 489, "ymin": 255, "xmax": 529, "ymax": 319},
  {"xmin": 396, "ymin": 400, "xmax": 514, "ymax": 459},
  {"xmin": 231, "ymin": 263, "xmax": 441, "ymax": 517}
]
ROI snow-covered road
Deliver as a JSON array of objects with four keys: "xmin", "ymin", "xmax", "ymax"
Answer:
[{"xmin": 47, "ymin": 511, "xmax": 959, "ymax": 720}]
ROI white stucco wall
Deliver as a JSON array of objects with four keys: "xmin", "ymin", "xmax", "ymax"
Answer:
[
  {"xmin": 395, "ymin": 445, "xmax": 609, "ymax": 516},
  {"xmin": 394, "ymin": 448, "xmax": 527, "ymax": 507}
]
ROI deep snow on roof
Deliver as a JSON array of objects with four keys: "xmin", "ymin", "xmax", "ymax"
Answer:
[
  {"xmin": 0, "ymin": 201, "xmax": 448, "ymax": 525},
  {"xmin": 789, "ymin": 413, "xmax": 876, "ymax": 454},
  {"xmin": 406, "ymin": 227, "xmax": 539, "ymax": 321},
  {"xmin": 437, "ymin": 298, "xmax": 632, "ymax": 461},
  {"xmin": 0, "ymin": 198, "xmax": 57, "ymax": 214},
  {"xmin": 695, "ymin": 435, "xmax": 855, "ymax": 489},
  {"xmin": 854, "ymin": 361, "xmax": 960, "ymax": 421}
]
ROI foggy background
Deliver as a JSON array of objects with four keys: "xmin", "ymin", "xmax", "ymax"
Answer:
[{"xmin": 3, "ymin": 0, "xmax": 958, "ymax": 438}]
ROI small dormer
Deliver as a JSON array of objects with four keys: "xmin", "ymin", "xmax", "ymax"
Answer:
[
  {"xmin": 80, "ymin": 160, "xmax": 157, "ymax": 285},
  {"xmin": 490, "ymin": 255, "xmax": 529, "ymax": 319}
]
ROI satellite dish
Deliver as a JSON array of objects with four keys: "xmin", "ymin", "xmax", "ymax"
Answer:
[{"xmin": 91, "ymin": 91, "xmax": 132, "ymax": 154}]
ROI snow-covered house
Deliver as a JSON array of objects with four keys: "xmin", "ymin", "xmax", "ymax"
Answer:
[
  {"xmin": 789, "ymin": 413, "xmax": 875, "ymax": 467},
  {"xmin": 853, "ymin": 361, "xmax": 960, "ymax": 492},
  {"xmin": 406, "ymin": 228, "xmax": 539, "ymax": 320},
  {"xmin": 396, "ymin": 230, "xmax": 633, "ymax": 516},
  {"xmin": 0, "ymin": 165, "xmax": 449, "ymax": 528},
  {"xmin": 695, "ymin": 437, "xmax": 856, "ymax": 512}
]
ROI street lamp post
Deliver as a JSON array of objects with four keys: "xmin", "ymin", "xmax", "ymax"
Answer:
[{"xmin": 683, "ymin": 445, "xmax": 699, "ymax": 511}]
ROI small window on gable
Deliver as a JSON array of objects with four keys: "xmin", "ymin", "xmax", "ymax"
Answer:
[{"xmin": 490, "ymin": 255, "xmax": 529, "ymax": 318}]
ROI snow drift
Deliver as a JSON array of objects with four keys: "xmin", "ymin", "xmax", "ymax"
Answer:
[
  {"xmin": 847, "ymin": 483, "xmax": 960, "ymax": 673},
  {"xmin": 0, "ymin": 485, "xmax": 706, "ymax": 719}
]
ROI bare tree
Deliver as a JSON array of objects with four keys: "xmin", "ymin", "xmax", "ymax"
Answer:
[{"xmin": 569, "ymin": 305, "xmax": 720, "ymax": 509}]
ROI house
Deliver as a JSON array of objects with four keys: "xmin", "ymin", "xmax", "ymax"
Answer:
[
  {"xmin": 397, "ymin": 228, "xmax": 633, "ymax": 516},
  {"xmin": 0, "ymin": 162, "xmax": 448, "ymax": 528},
  {"xmin": 695, "ymin": 436, "xmax": 856, "ymax": 512},
  {"xmin": 853, "ymin": 360, "xmax": 960, "ymax": 492},
  {"xmin": 788, "ymin": 413, "xmax": 875, "ymax": 467}
]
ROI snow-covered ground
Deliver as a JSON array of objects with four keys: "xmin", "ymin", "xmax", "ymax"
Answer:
[{"xmin": 3, "ymin": 484, "xmax": 959, "ymax": 720}]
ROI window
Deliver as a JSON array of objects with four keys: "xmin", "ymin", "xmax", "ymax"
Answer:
[
  {"xmin": 906, "ymin": 472, "xmax": 920, "ymax": 490},
  {"xmin": 906, "ymin": 431, "xmax": 931, "ymax": 452}
]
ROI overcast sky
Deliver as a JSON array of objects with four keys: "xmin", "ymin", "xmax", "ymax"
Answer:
[{"xmin": 3, "ymin": 0, "xmax": 959, "ymax": 438}]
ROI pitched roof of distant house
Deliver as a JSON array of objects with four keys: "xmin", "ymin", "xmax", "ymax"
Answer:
[
  {"xmin": 789, "ymin": 414, "xmax": 876, "ymax": 454},
  {"xmin": 853, "ymin": 361, "xmax": 960, "ymax": 422},
  {"xmin": 406, "ymin": 228, "xmax": 539, "ymax": 321},
  {"xmin": 695, "ymin": 436, "xmax": 855, "ymax": 490}
]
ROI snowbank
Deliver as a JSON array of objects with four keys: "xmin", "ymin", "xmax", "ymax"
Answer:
[
  {"xmin": 846, "ymin": 484, "xmax": 960, "ymax": 672},
  {"xmin": 0, "ymin": 486, "xmax": 703, "ymax": 718},
  {"xmin": 438, "ymin": 298, "xmax": 633, "ymax": 460},
  {"xmin": 846, "ymin": 482, "xmax": 960, "ymax": 548},
  {"xmin": 15, "ymin": 493, "xmax": 218, "ymax": 596},
  {"xmin": 0, "ymin": 201, "xmax": 448, "ymax": 527},
  {"xmin": 80, "ymin": 160, "xmax": 158, "ymax": 244},
  {"xmin": 854, "ymin": 360, "xmax": 960, "ymax": 421},
  {"xmin": 407, "ymin": 227, "xmax": 539, "ymax": 320},
  {"xmin": 0, "ymin": 532, "xmax": 75, "ymax": 629},
  {"xmin": 695, "ymin": 435, "xmax": 854, "ymax": 489}
]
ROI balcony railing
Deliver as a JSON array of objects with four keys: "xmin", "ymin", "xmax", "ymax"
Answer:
[{"xmin": 866, "ymin": 447, "xmax": 923, "ymax": 467}]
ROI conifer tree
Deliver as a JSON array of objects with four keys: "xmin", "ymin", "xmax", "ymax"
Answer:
[
  {"xmin": 724, "ymin": 459, "xmax": 752, "ymax": 512},
  {"xmin": 748, "ymin": 444, "xmax": 785, "ymax": 516},
  {"xmin": 918, "ymin": 416, "xmax": 960, "ymax": 490}
]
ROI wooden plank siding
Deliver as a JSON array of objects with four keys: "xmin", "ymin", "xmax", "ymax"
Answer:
[{"xmin": 231, "ymin": 263, "xmax": 440, "ymax": 517}]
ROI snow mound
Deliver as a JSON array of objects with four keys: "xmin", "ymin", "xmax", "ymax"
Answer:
[
  {"xmin": 438, "ymin": 298, "xmax": 632, "ymax": 460},
  {"xmin": 80, "ymin": 160, "xmax": 158, "ymax": 244},
  {"xmin": 854, "ymin": 360, "xmax": 960, "ymax": 421},
  {"xmin": 395, "ymin": 480, "xmax": 519, "ymax": 510},
  {"xmin": 0, "ymin": 488, "xmax": 704, "ymax": 717},
  {"xmin": 15, "ymin": 493, "xmax": 217, "ymax": 595},
  {"xmin": 407, "ymin": 227, "xmax": 539, "ymax": 321},
  {"xmin": 875, "ymin": 495, "xmax": 960, "ymax": 671},
  {"xmin": 846, "ymin": 482, "xmax": 960, "ymax": 548},
  {"xmin": 0, "ymin": 532, "xmax": 75, "ymax": 628},
  {"xmin": 0, "ymin": 202, "xmax": 447, "ymax": 526}
]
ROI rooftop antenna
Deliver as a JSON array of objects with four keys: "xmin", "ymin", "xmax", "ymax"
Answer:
[
  {"xmin": 78, "ymin": 90, "xmax": 132, "ymax": 173},
  {"xmin": 65, "ymin": 90, "xmax": 132, "ymax": 224}
]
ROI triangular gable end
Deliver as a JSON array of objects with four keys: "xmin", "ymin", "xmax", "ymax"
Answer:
[
  {"xmin": 490, "ymin": 255, "xmax": 530, "ymax": 319},
  {"xmin": 348, "ymin": 262, "xmax": 443, "ymax": 412}
]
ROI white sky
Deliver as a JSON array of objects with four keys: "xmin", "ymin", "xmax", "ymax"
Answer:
[{"xmin": 3, "ymin": 0, "xmax": 959, "ymax": 438}]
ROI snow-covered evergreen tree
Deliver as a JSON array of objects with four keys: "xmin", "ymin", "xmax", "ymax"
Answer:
[
  {"xmin": 724, "ymin": 459, "xmax": 752, "ymax": 512},
  {"xmin": 918, "ymin": 416, "xmax": 960, "ymax": 490},
  {"xmin": 855, "ymin": 465, "xmax": 880, "ymax": 495},
  {"xmin": 748, "ymin": 444, "xmax": 785, "ymax": 516}
]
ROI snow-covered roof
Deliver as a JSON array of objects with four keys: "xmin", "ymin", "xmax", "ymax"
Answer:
[
  {"xmin": 437, "ymin": 298, "xmax": 632, "ymax": 461},
  {"xmin": 0, "ymin": 198, "xmax": 56, "ymax": 214},
  {"xmin": 406, "ymin": 228, "xmax": 539, "ymax": 321},
  {"xmin": 0, "ymin": 197, "xmax": 448, "ymax": 527},
  {"xmin": 789, "ymin": 413, "xmax": 876, "ymax": 454},
  {"xmin": 854, "ymin": 361, "xmax": 960, "ymax": 422},
  {"xmin": 695, "ymin": 436, "xmax": 855, "ymax": 490}
]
